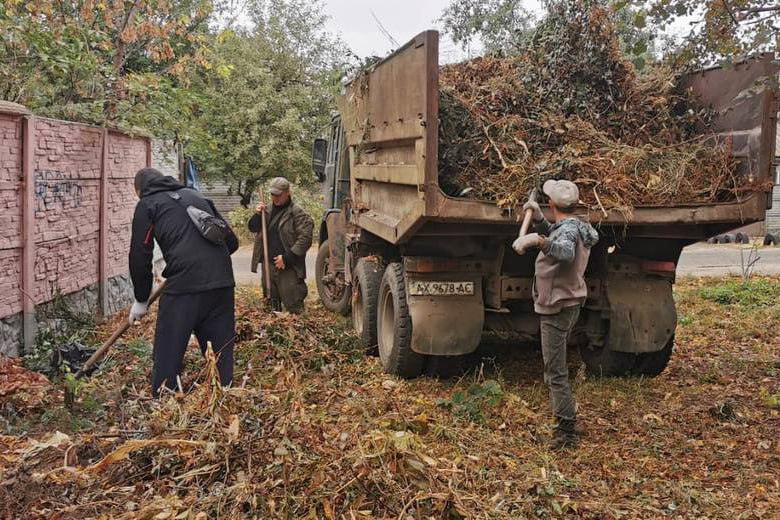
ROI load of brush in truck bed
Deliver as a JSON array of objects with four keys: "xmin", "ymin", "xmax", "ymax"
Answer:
[{"xmin": 437, "ymin": 3, "xmax": 766, "ymax": 216}]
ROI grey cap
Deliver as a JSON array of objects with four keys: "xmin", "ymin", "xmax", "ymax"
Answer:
[
  {"xmin": 269, "ymin": 177, "xmax": 291, "ymax": 195},
  {"xmin": 543, "ymin": 179, "xmax": 579, "ymax": 208}
]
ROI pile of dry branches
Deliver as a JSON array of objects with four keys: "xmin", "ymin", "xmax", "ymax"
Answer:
[
  {"xmin": 2, "ymin": 295, "xmax": 519, "ymax": 518},
  {"xmin": 2, "ymin": 281, "xmax": 780, "ymax": 517},
  {"xmin": 438, "ymin": 3, "xmax": 746, "ymax": 214}
]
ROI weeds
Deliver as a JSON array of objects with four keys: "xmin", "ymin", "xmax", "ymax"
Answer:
[
  {"xmin": 760, "ymin": 389, "xmax": 780, "ymax": 409},
  {"xmin": 25, "ymin": 291, "xmax": 96, "ymax": 374},
  {"xmin": 698, "ymin": 279, "xmax": 780, "ymax": 307},
  {"xmin": 436, "ymin": 379, "xmax": 504, "ymax": 423}
]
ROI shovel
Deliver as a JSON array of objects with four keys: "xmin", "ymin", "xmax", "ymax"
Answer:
[{"xmin": 72, "ymin": 281, "xmax": 167, "ymax": 380}]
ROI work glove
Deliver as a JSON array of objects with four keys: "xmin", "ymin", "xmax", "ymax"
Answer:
[
  {"xmin": 523, "ymin": 200, "xmax": 544, "ymax": 222},
  {"xmin": 513, "ymin": 233, "xmax": 542, "ymax": 255},
  {"xmin": 128, "ymin": 300, "xmax": 149, "ymax": 325}
]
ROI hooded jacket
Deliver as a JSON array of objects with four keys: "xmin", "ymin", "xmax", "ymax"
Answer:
[
  {"xmin": 532, "ymin": 217, "xmax": 599, "ymax": 315},
  {"xmin": 129, "ymin": 174, "xmax": 239, "ymax": 302}
]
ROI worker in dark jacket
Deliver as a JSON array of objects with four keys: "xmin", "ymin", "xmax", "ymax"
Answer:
[
  {"xmin": 513, "ymin": 179, "xmax": 599, "ymax": 449},
  {"xmin": 128, "ymin": 168, "xmax": 239, "ymax": 396},
  {"xmin": 248, "ymin": 177, "xmax": 314, "ymax": 313}
]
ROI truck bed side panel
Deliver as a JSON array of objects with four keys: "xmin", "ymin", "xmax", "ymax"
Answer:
[
  {"xmin": 338, "ymin": 32, "xmax": 438, "ymax": 244},
  {"xmin": 682, "ymin": 55, "xmax": 778, "ymax": 186}
]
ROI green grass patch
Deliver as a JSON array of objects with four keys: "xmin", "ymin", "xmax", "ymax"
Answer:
[{"xmin": 698, "ymin": 279, "xmax": 780, "ymax": 307}]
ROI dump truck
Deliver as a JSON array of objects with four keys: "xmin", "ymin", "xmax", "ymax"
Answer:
[{"xmin": 311, "ymin": 31, "xmax": 779, "ymax": 378}]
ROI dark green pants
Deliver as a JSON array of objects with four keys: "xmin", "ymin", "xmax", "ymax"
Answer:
[
  {"xmin": 265, "ymin": 265, "xmax": 307, "ymax": 313},
  {"xmin": 540, "ymin": 305, "xmax": 580, "ymax": 423}
]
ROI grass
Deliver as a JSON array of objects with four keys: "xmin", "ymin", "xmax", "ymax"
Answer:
[{"xmin": 698, "ymin": 278, "xmax": 780, "ymax": 307}]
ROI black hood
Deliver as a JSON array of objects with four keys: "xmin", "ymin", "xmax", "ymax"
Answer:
[{"xmin": 138, "ymin": 172, "xmax": 184, "ymax": 198}]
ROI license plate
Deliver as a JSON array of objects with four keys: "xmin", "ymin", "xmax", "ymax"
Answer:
[{"xmin": 408, "ymin": 281, "xmax": 474, "ymax": 296}]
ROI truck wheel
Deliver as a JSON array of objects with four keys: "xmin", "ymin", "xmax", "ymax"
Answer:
[
  {"xmin": 579, "ymin": 343, "xmax": 636, "ymax": 377},
  {"xmin": 352, "ymin": 257, "xmax": 383, "ymax": 355},
  {"xmin": 631, "ymin": 337, "xmax": 674, "ymax": 377},
  {"xmin": 377, "ymin": 263, "xmax": 425, "ymax": 378},
  {"xmin": 315, "ymin": 240, "xmax": 350, "ymax": 315}
]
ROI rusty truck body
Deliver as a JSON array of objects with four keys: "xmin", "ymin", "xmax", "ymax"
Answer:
[{"xmin": 312, "ymin": 30, "xmax": 779, "ymax": 378}]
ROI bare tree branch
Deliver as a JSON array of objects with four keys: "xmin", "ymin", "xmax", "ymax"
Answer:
[{"xmin": 735, "ymin": 6, "xmax": 780, "ymax": 16}]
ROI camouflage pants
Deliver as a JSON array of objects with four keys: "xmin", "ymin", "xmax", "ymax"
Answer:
[
  {"xmin": 264, "ymin": 265, "xmax": 307, "ymax": 314},
  {"xmin": 540, "ymin": 305, "xmax": 580, "ymax": 423}
]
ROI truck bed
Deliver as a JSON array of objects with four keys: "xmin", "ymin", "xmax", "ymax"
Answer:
[{"xmin": 338, "ymin": 31, "xmax": 778, "ymax": 244}]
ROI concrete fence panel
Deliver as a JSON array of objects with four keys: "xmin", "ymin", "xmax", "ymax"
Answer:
[{"xmin": 0, "ymin": 104, "xmax": 151, "ymax": 356}]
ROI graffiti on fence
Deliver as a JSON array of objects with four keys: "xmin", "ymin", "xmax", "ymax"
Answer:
[{"xmin": 34, "ymin": 170, "xmax": 83, "ymax": 211}]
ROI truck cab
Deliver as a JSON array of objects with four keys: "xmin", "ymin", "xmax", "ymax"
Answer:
[{"xmin": 311, "ymin": 116, "xmax": 352, "ymax": 316}]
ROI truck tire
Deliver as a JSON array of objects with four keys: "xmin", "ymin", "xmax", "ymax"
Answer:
[
  {"xmin": 315, "ymin": 240, "xmax": 350, "ymax": 315},
  {"xmin": 377, "ymin": 263, "xmax": 425, "ymax": 378},
  {"xmin": 764, "ymin": 233, "xmax": 777, "ymax": 246},
  {"xmin": 735, "ymin": 232, "xmax": 750, "ymax": 244},
  {"xmin": 631, "ymin": 337, "xmax": 674, "ymax": 377},
  {"xmin": 352, "ymin": 257, "xmax": 383, "ymax": 355},
  {"xmin": 579, "ymin": 343, "xmax": 636, "ymax": 377}
]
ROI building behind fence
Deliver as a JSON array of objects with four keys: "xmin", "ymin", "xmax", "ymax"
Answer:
[{"xmin": 0, "ymin": 102, "xmax": 152, "ymax": 356}]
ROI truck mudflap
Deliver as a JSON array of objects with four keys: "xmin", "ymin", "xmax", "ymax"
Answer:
[
  {"xmin": 403, "ymin": 259, "xmax": 485, "ymax": 356},
  {"xmin": 605, "ymin": 277, "xmax": 676, "ymax": 353}
]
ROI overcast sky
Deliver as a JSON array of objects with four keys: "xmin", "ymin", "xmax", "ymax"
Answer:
[
  {"xmin": 321, "ymin": 0, "xmax": 545, "ymax": 62},
  {"xmin": 320, "ymin": 0, "xmax": 690, "ymax": 63}
]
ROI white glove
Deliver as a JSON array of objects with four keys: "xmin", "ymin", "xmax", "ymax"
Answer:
[
  {"xmin": 513, "ymin": 233, "xmax": 542, "ymax": 255},
  {"xmin": 128, "ymin": 300, "xmax": 149, "ymax": 325},
  {"xmin": 523, "ymin": 200, "xmax": 544, "ymax": 222}
]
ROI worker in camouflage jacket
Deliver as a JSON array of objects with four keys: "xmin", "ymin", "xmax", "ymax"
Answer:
[
  {"xmin": 512, "ymin": 179, "xmax": 599, "ymax": 449},
  {"xmin": 248, "ymin": 177, "xmax": 314, "ymax": 313}
]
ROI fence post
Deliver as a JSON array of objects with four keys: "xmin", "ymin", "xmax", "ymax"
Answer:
[
  {"xmin": 99, "ymin": 129, "xmax": 109, "ymax": 316},
  {"xmin": 146, "ymin": 137, "xmax": 152, "ymax": 168},
  {"xmin": 21, "ymin": 116, "xmax": 36, "ymax": 354}
]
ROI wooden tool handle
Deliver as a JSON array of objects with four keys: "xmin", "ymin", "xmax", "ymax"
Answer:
[
  {"xmin": 75, "ymin": 281, "xmax": 166, "ymax": 378},
  {"xmin": 518, "ymin": 208, "xmax": 534, "ymax": 237},
  {"xmin": 518, "ymin": 189, "xmax": 539, "ymax": 238},
  {"xmin": 260, "ymin": 207, "xmax": 272, "ymax": 299}
]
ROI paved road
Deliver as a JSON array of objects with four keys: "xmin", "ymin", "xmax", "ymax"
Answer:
[
  {"xmin": 677, "ymin": 243, "xmax": 780, "ymax": 277},
  {"xmin": 232, "ymin": 246, "xmax": 317, "ymax": 286},
  {"xmin": 231, "ymin": 243, "xmax": 780, "ymax": 285}
]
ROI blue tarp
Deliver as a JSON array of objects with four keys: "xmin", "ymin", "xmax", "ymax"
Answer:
[{"xmin": 185, "ymin": 157, "xmax": 201, "ymax": 191}]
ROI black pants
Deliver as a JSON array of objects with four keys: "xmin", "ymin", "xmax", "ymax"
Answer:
[{"xmin": 151, "ymin": 287, "xmax": 235, "ymax": 396}]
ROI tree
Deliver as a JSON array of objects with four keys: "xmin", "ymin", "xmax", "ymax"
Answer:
[
  {"xmin": 186, "ymin": 0, "xmax": 348, "ymax": 206},
  {"xmin": 627, "ymin": 1, "xmax": 780, "ymax": 65},
  {"xmin": 0, "ymin": 0, "xmax": 212, "ymax": 132},
  {"xmin": 439, "ymin": 0, "xmax": 534, "ymax": 55},
  {"xmin": 439, "ymin": 0, "xmax": 658, "ymax": 62}
]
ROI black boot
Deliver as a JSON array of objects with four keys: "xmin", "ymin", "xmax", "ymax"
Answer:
[{"xmin": 549, "ymin": 419, "xmax": 579, "ymax": 450}]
